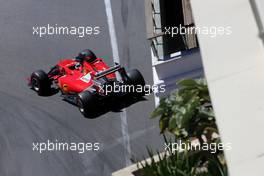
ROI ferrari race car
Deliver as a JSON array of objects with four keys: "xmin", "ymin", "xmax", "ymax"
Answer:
[{"xmin": 28, "ymin": 49, "xmax": 146, "ymax": 118}]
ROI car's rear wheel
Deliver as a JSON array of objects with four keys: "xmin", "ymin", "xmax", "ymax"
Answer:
[
  {"xmin": 127, "ymin": 69, "xmax": 146, "ymax": 96},
  {"xmin": 31, "ymin": 70, "xmax": 51, "ymax": 96},
  {"xmin": 77, "ymin": 91, "xmax": 99, "ymax": 118}
]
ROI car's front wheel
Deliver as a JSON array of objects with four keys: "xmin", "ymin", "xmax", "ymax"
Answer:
[
  {"xmin": 77, "ymin": 91, "xmax": 99, "ymax": 118},
  {"xmin": 30, "ymin": 70, "xmax": 51, "ymax": 96}
]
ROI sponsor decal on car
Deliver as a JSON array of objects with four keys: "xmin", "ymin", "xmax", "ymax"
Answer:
[
  {"xmin": 63, "ymin": 84, "xmax": 69, "ymax": 92},
  {"xmin": 80, "ymin": 73, "xmax": 92, "ymax": 83}
]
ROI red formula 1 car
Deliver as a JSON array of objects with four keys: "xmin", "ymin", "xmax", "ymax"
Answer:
[{"xmin": 28, "ymin": 49, "xmax": 146, "ymax": 118}]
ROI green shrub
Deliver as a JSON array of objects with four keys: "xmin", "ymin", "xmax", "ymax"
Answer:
[
  {"xmin": 151, "ymin": 79, "xmax": 216, "ymax": 142},
  {"xmin": 136, "ymin": 79, "xmax": 228, "ymax": 176}
]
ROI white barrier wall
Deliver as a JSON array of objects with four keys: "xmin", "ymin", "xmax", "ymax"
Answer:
[
  {"xmin": 152, "ymin": 49, "xmax": 204, "ymax": 105},
  {"xmin": 191, "ymin": 0, "xmax": 264, "ymax": 175}
]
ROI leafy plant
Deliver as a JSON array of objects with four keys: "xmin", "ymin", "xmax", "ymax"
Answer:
[
  {"xmin": 151, "ymin": 79, "xmax": 216, "ymax": 142},
  {"xmin": 135, "ymin": 78, "xmax": 228, "ymax": 176},
  {"xmin": 134, "ymin": 137, "xmax": 228, "ymax": 176},
  {"xmin": 133, "ymin": 137, "xmax": 210, "ymax": 176}
]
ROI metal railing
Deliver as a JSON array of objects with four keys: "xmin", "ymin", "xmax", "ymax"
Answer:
[
  {"xmin": 148, "ymin": 0, "xmax": 164, "ymax": 59},
  {"xmin": 147, "ymin": 0, "xmax": 198, "ymax": 61}
]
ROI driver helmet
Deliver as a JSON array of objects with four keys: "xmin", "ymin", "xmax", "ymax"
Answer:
[{"xmin": 76, "ymin": 49, "xmax": 97, "ymax": 63}]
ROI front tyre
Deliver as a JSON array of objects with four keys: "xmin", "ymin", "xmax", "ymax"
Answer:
[
  {"xmin": 77, "ymin": 91, "xmax": 99, "ymax": 118},
  {"xmin": 30, "ymin": 70, "xmax": 51, "ymax": 96}
]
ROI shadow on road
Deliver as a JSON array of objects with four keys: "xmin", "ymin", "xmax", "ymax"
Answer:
[
  {"xmin": 30, "ymin": 85, "xmax": 147, "ymax": 119},
  {"xmin": 86, "ymin": 95, "xmax": 148, "ymax": 119},
  {"xmin": 63, "ymin": 94, "xmax": 148, "ymax": 119}
]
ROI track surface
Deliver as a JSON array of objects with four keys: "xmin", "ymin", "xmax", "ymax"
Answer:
[{"xmin": 0, "ymin": 0, "xmax": 163, "ymax": 175}]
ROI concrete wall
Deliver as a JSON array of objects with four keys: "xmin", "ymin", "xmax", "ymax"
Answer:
[
  {"xmin": 191, "ymin": 0, "xmax": 264, "ymax": 175},
  {"xmin": 255, "ymin": 0, "xmax": 264, "ymax": 25},
  {"xmin": 152, "ymin": 49, "xmax": 204, "ymax": 104}
]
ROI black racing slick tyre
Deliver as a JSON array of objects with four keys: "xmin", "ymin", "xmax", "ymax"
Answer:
[
  {"xmin": 30, "ymin": 70, "xmax": 51, "ymax": 96},
  {"xmin": 127, "ymin": 69, "xmax": 146, "ymax": 96},
  {"xmin": 77, "ymin": 91, "xmax": 99, "ymax": 118}
]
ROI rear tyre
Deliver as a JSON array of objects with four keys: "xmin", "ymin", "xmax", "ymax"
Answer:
[
  {"xmin": 127, "ymin": 69, "xmax": 146, "ymax": 96},
  {"xmin": 77, "ymin": 91, "xmax": 99, "ymax": 118},
  {"xmin": 30, "ymin": 70, "xmax": 51, "ymax": 96}
]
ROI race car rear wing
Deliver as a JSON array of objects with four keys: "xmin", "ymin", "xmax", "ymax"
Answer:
[{"xmin": 95, "ymin": 64, "xmax": 122, "ymax": 79}]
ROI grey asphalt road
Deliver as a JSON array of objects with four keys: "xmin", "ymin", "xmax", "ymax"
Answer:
[{"xmin": 0, "ymin": 0, "xmax": 163, "ymax": 176}]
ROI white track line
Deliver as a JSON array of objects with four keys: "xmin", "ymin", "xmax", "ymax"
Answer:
[{"xmin": 104, "ymin": 0, "xmax": 132, "ymax": 166}]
